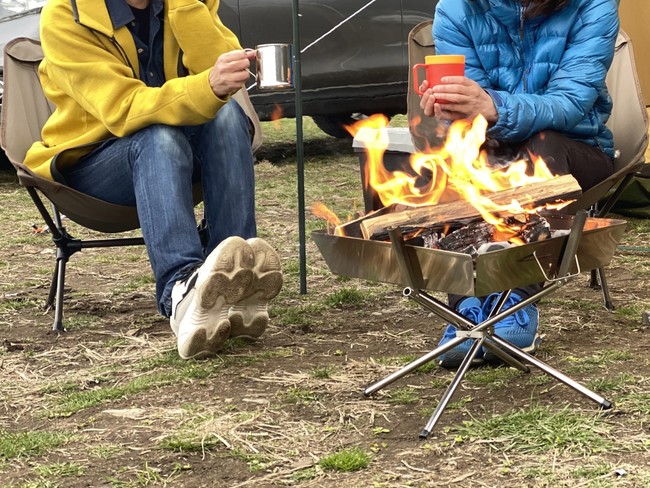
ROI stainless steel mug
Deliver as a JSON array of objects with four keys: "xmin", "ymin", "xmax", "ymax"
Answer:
[{"xmin": 255, "ymin": 43, "xmax": 293, "ymax": 91}]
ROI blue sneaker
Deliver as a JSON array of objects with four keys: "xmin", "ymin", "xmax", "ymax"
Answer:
[
  {"xmin": 437, "ymin": 297, "xmax": 485, "ymax": 369},
  {"xmin": 482, "ymin": 293, "xmax": 541, "ymax": 363}
]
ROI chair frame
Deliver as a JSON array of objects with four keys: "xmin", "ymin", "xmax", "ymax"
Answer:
[{"xmin": 27, "ymin": 187, "xmax": 145, "ymax": 332}]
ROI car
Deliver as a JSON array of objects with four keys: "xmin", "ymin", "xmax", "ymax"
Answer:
[
  {"xmin": 1, "ymin": 0, "xmax": 436, "ymax": 163},
  {"xmin": 218, "ymin": 1, "xmax": 436, "ymax": 137}
]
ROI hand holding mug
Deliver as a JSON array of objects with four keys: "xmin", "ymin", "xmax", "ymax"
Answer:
[
  {"xmin": 209, "ymin": 49, "xmax": 257, "ymax": 98},
  {"xmin": 422, "ymin": 76, "xmax": 498, "ymax": 123},
  {"xmin": 413, "ymin": 55, "xmax": 465, "ymax": 102}
]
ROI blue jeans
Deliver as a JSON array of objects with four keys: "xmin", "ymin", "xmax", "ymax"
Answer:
[{"xmin": 61, "ymin": 101, "xmax": 257, "ymax": 317}]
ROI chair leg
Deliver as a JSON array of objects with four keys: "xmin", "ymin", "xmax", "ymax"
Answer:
[
  {"xmin": 597, "ymin": 267, "xmax": 614, "ymax": 311},
  {"xmin": 589, "ymin": 268, "xmax": 599, "ymax": 289},
  {"xmin": 45, "ymin": 259, "xmax": 59, "ymax": 311},
  {"xmin": 589, "ymin": 268, "xmax": 614, "ymax": 311},
  {"xmin": 50, "ymin": 256, "xmax": 68, "ymax": 332}
]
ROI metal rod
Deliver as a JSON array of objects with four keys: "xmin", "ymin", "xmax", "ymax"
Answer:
[
  {"xmin": 412, "ymin": 287, "xmax": 558, "ymax": 332},
  {"xmin": 484, "ymin": 290, "xmax": 512, "ymax": 318},
  {"xmin": 363, "ymin": 335, "xmax": 469, "ymax": 396},
  {"xmin": 596, "ymin": 267, "xmax": 614, "ymax": 310},
  {"xmin": 420, "ymin": 336, "xmax": 485, "ymax": 439},
  {"xmin": 557, "ymin": 210, "xmax": 587, "ymax": 279},
  {"xmin": 488, "ymin": 334, "xmax": 613, "ymax": 409},
  {"xmin": 80, "ymin": 237, "xmax": 145, "ymax": 249},
  {"xmin": 387, "ymin": 228, "xmax": 422, "ymax": 289},
  {"xmin": 292, "ymin": 0, "xmax": 307, "ymax": 294},
  {"xmin": 407, "ymin": 289, "xmax": 529, "ymax": 372},
  {"xmin": 53, "ymin": 256, "xmax": 66, "ymax": 332}
]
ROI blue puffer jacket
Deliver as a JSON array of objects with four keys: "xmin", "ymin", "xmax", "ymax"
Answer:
[{"xmin": 433, "ymin": 0, "xmax": 619, "ymax": 158}]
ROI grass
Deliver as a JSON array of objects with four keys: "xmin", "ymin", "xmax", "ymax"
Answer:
[
  {"xmin": 33, "ymin": 462, "xmax": 85, "ymax": 477},
  {"xmin": 0, "ymin": 431, "xmax": 71, "ymax": 461},
  {"xmin": 284, "ymin": 387, "xmax": 319, "ymax": 405},
  {"xmin": 47, "ymin": 372, "xmax": 181, "ymax": 417},
  {"xmin": 323, "ymin": 287, "xmax": 367, "ymax": 308},
  {"xmin": 452, "ymin": 405, "xmax": 614, "ymax": 455},
  {"xmin": 309, "ymin": 365, "xmax": 336, "ymax": 379},
  {"xmin": 319, "ymin": 447, "xmax": 371, "ymax": 472},
  {"xmin": 385, "ymin": 387, "xmax": 419, "ymax": 405},
  {"xmin": 0, "ymin": 116, "xmax": 648, "ymax": 487}
]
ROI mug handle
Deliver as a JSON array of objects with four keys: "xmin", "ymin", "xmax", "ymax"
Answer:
[{"xmin": 412, "ymin": 64, "xmax": 427, "ymax": 96}]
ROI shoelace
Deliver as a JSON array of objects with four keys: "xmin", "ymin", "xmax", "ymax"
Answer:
[
  {"xmin": 459, "ymin": 305, "xmax": 483, "ymax": 325},
  {"xmin": 483, "ymin": 294, "xmax": 528, "ymax": 328}
]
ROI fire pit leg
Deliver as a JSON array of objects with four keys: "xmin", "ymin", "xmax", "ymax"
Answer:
[
  {"xmin": 363, "ymin": 334, "xmax": 475, "ymax": 396},
  {"xmin": 419, "ymin": 336, "xmax": 486, "ymax": 440},
  {"xmin": 486, "ymin": 334, "xmax": 614, "ymax": 409},
  {"xmin": 406, "ymin": 288, "xmax": 530, "ymax": 373}
]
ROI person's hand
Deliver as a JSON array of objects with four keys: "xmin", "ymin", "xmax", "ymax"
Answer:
[
  {"xmin": 419, "ymin": 76, "xmax": 498, "ymax": 123},
  {"xmin": 209, "ymin": 49, "xmax": 256, "ymax": 99}
]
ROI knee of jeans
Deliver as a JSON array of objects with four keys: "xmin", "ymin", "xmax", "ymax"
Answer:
[
  {"xmin": 212, "ymin": 101, "xmax": 249, "ymax": 138},
  {"xmin": 136, "ymin": 125, "xmax": 193, "ymax": 169}
]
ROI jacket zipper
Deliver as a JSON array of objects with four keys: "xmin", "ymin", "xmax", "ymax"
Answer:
[
  {"xmin": 520, "ymin": 2, "xmax": 528, "ymax": 93},
  {"xmin": 109, "ymin": 36, "xmax": 138, "ymax": 79}
]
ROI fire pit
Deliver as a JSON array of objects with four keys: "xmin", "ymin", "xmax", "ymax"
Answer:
[
  {"xmin": 312, "ymin": 211, "xmax": 627, "ymax": 438},
  {"xmin": 312, "ymin": 213, "xmax": 626, "ymax": 297},
  {"xmin": 310, "ymin": 114, "xmax": 632, "ymax": 438}
]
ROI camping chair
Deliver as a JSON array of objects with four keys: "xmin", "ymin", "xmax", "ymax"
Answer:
[
  {"xmin": 564, "ymin": 29, "xmax": 649, "ymax": 309},
  {"xmin": 0, "ymin": 37, "xmax": 146, "ymax": 332},
  {"xmin": 0, "ymin": 37, "xmax": 263, "ymax": 332},
  {"xmin": 406, "ymin": 21, "xmax": 649, "ymax": 310}
]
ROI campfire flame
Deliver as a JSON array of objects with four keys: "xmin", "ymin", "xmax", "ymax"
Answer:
[
  {"xmin": 270, "ymin": 104, "xmax": 284, "ymax": 128},
  {"xmin": 315, "ymin": 114, "xmax": 571, "ymax": 244},
  {"xmin": 312, "ymin": 202, "xmax": 342, "ymax": 236}
]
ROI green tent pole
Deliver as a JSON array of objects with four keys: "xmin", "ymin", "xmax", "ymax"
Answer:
[{"xmin": 292, "ymin": 0, "xmax": 307, "ymax": 294}]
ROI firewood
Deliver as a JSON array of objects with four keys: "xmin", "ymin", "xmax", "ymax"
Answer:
[
  {"xmin": 359, "ymin": 174, "xmax": 581, "ymax": 240},
  {"xmin": 438, "ymin": 220, "xmax": 493, "ymax": 253}
]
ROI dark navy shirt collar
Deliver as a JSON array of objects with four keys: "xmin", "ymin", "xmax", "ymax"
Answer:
[{"xmin": 104, "ymin": 0, "xmax": 164, "ymax": 29}]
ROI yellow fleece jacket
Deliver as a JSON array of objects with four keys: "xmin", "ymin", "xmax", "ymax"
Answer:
[{"xmin": 25, "ymin": 0, "xmax": 242, "ymax": 180}]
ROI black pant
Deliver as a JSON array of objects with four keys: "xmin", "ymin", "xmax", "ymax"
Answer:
[
  {"xmin": 449, "ymin": 131, "xmax": 615, "ymax": 309},
  {"xmin": 484, "ymin": 130, "xmax": 615, "ymax": 192}
]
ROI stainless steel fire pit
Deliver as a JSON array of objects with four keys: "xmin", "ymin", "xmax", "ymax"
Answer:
[
  {"xmin": 312, "ymin": 214, "xmax": 626, "ymax": 296},
  {"xmin": 312, "ymin": 211, "xmax": 628, "ymax": 438}
]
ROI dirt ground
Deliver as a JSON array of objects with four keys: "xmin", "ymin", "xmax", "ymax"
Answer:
[{"xmin": 0, "ymin": 123, "xmax": 649, "ymax": 487}]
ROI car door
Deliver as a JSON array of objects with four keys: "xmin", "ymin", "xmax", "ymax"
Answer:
[{"xmin": 220, "ymin": 0, "xmax": 409, "ymax": 120}]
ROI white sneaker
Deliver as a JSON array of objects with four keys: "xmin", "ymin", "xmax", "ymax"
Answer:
[
  {"xmin": 170, "ymin": 236, "xmax": 255, "ymax": 359},
  {"xmin": 228, "ymin": 238, "xmax": 283, "ymax": 339}
]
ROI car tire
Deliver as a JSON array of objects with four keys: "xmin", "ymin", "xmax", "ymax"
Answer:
[{"xmin": 312, "ymin": 113, "xmax": 392, "ymax": 139}]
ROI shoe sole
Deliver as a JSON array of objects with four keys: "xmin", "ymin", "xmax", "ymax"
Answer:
[
  {"xmin": 229, "ymin": 238, "xmax": 283, "ymax": 339},
  {"xmin": 180, "ymin": 319, "xmax": 231, "ymax": 360},
  {"xmin": 179, "ymin": 237, "xmax": 255, "ymax": 359},
  {"xmin": 228, "ymin": 302, "xmax": 268, "ymax": 339}
]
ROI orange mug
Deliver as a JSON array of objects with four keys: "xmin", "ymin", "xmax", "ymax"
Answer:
[{"xmin": 412, "ymin": 55, "xmax": 465, "ymax": 103}]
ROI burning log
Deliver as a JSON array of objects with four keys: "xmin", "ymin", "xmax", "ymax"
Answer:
[
  {"xmin": 357, "ymin": 174, "xmax": 581, "ymax": 240},
  {"xmin": 434, "ymin": 214, "xmax": 551, "ymax": 255}
]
